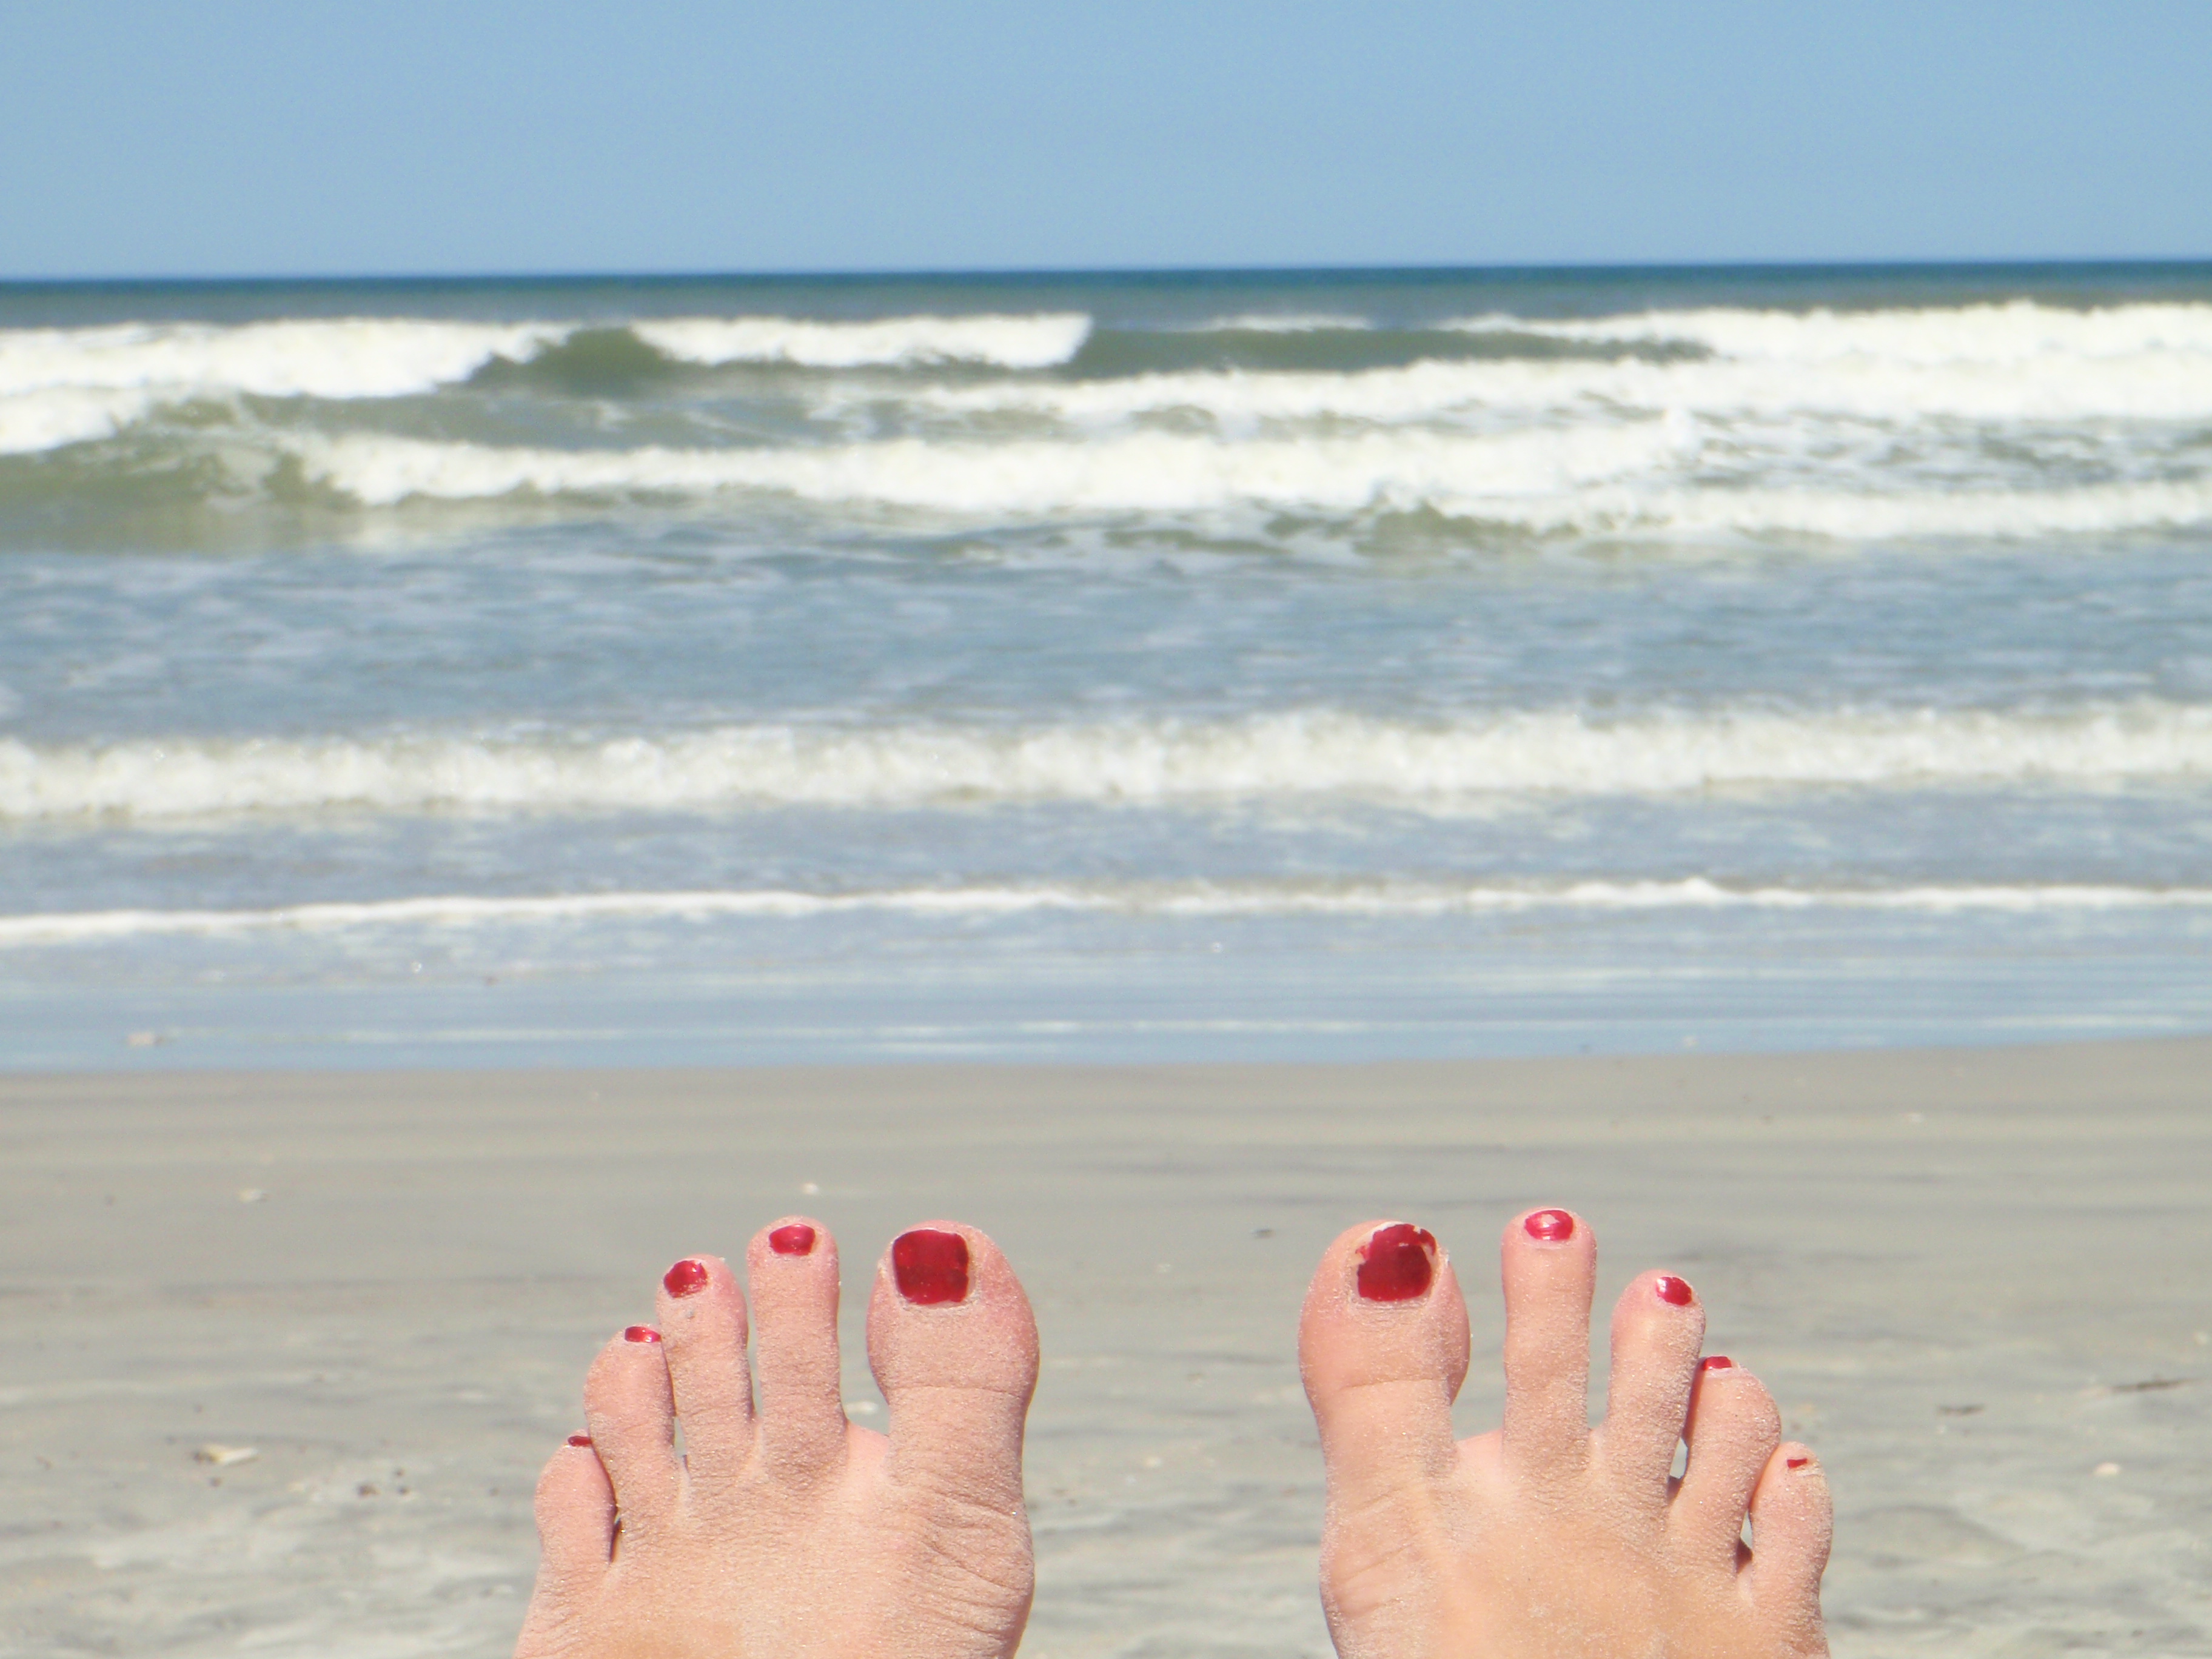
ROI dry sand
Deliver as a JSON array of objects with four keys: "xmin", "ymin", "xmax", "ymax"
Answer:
[{"xmin": 1, "ymin": 1040, "xmax": 2207, "ymax": 1658}]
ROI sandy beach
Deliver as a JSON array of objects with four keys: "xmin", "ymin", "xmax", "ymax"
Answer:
[{"xmin": 2, "ymin": 1039, "xmax": 2207, "ymax": 1658}]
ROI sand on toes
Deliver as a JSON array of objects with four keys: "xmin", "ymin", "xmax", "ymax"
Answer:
[
  {"xmin": 516, "ymin": 1219, "xmax": 1039, "ymax": 1659},
  {"xmin": 1298, "ymin": 1211, "xmax": 1832, "ymax": 1659}
]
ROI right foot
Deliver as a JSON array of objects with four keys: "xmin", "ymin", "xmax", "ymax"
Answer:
[
  {"xmin": 1299, "ymin": 1211, "xmax": 1832, "ymax": 1659},
  {"xmin": 517, "ymin": 1219, "xmax": 1039, "ymax": 1659}
]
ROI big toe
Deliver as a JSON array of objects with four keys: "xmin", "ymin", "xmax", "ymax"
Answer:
[
  {"xmin": 866, "ymin": 1222, "xmax": 1039, "ymax": 1516},
  {"xmin": 1298, "ymin": 1219, "xmax": 1471, "ymax": 1504}
]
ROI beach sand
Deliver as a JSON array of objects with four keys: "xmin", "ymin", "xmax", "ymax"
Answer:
[{"xmin": 1, "ymin": 1039, "xmax": 2207, "ymax": 1657}]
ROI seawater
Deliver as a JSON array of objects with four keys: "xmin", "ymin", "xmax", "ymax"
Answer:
[{"xmin": 2, "ymin": 264, "xmax": 2209, "ymax": 1067}]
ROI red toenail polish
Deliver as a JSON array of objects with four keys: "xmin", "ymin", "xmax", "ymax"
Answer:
[
  {"xmin": 1524, "ymin": 1209, "xmax": 1575, "ymax": 1242},
  {"xmin": 1654, "ymin": 1275, "xmax": 1694, "ymax": 1305},
  {"xmin": 623, "ymin": 1324, "xmax": 661, "ymax": 1343},
  {"xmin": 892, "ymin": 1228, "xmax": 970, "ymax": 1304},
  {"xmin": 769, "ymin": 1224, "xmax": 817, "ymax": 1256},
  {"xmin": 1356, "ymin": 1222, "xmax": 1436, "ymax": 1302},
  {"xmin": 1700, "ymin": 1355, "xmax": 1732, "ymax": 1372},
  {"xmin": 567, "ymin": 1434, "xmax": 593, "ymax": 1447},
  {"xmin": 663, "ymin": 1258, "xmax": 709, "ymax": 1298},
  {"xmin": 1787, "ymin": 1455, "xmax": 1811, "ymax": 1469}
]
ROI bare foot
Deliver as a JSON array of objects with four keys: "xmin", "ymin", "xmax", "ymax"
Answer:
[
  {"xmin": 1299, "ymin": 1212, "xmax": 1831, "ymax": 1659},
  {"xmin": 517, "ymin": 1219, "xmax": 1039, "ymax": 1659}
]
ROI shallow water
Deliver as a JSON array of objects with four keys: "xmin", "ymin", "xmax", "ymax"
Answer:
[{"xmin": 3, "ymin": 266, "xmax": 2210, "ymax": 1064}]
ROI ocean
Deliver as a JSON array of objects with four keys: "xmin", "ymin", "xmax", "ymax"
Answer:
[{"xmin": 2, "ymin": 264, "xmax": 2208, "ymax": 1068}]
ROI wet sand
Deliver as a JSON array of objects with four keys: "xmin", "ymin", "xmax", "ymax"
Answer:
[{"xmin": 2, "ymin": 1040, "xmax": 2208, "ymax": 1657}]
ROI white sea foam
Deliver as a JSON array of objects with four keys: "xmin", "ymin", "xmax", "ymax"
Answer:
[
  {"xmin": 632, "ymin": 313, "xmax": 1091, "ymax": 369},
  {"xmin": 1469, "ymin": 299, "xmax": 2212, "ymax": 364},
  {"xmin": 291, "ymin": 423, "xmax": 1687, "ymax": 514},
  {"xmin": 4, "ymin": 705, "xmax": 2207, "ymax": 821},
  {"xmin": 0, "ymin": 318, "xmax": 571, "ymax": 404},
  {"xmin": 2, "ymin": 877, "xmax": 2207, "ymax": 947},
  {"xmin": 284, "ymin": 427, "xmax": 2212, "ymax": 538},
  {"xmin": 0, "ymin": 387, "xmax": 156, "ymax": 455},
  {"xmin": 901, "ymin": 333, "xmax": 2212, "ymax": 425}
]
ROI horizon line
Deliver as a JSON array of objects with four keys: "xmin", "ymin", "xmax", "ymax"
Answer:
[{"xmin": 5, "ymin": 255, "xmax": 2212, "ymax": 290}]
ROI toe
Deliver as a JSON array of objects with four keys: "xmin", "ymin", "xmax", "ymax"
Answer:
[
  {"xmin": 1496, "ymin": 1207, "xmax": 1597, "ymax": 1485},
  {"xmin": 582, "ymin": 1324, "xmax": 682, "ymax": 1537},
  {"xmin": 747, "ymin": 1217, "xmax": 850, "ymax": 1480},
  {"xmin": 1745, "ymin": 1442, "xmax": 1834, "ymax": 1646},
  {"xmin": 1672, "ymin": 1358, "xmax": 1781, "ymax": 1566},
  {"xmin": 1594, "ymin": 1269, "xmax": 1707, "ymax": 1507},
  {"xmin": 866, "ymin": 1222, "xmax": 1039, "ymax": 1517},
  {"xmin": 531, "ymin": 1437, "xmax": 615, "ymax": 1596},
  {"xmin": 1298, "ymin": 1219, "xmax": 1470, "ymax": 1506},
  {"xmin": 656, "ymin": 1253, "xmax": 755, "ymax": 1490}
]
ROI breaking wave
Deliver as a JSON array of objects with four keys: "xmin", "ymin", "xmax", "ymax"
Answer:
[
  {"xmin": 1464, "ymin": 298, "xmax": 2212, "ymax": 364},
  {"xmin": 279, "ymin": 428, "xmax": 2212, "ymax": 537},
  {"xmin": 632, "ymin": 313, "xmax": 1090, "ymax": 368},
  {"xmin": 0, "ymin": 318, "xmax": 569, "ymax": 402},
  {"xmin": 5, "ymin": 704, "xmax": 2208, "ymax": 821},
  {"xmin": 4, "ymin": 877, "xmax": 2208, "ymax": 946}
]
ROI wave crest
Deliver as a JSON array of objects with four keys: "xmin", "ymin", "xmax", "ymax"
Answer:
[
  {"xmin": 3, "ymin": 877, "xmax": 2208, "ymax": 947},
  {"xmin": 632, "ymin": 313, "xmax": 1091, "ymax": 369},
  {"xmin": 4, "ymin": 705, "xmax": 2208, "ymax": 820}
]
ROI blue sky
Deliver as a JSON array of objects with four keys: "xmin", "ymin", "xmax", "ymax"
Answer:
[{"xmin": 5, "ymin": 1, "xmax": 2210, "ymax": 277}]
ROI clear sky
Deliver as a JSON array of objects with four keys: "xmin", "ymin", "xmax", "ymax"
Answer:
[{"xmin": 6, "ymin": 0, "xmax": 2210, "ymax": 278}]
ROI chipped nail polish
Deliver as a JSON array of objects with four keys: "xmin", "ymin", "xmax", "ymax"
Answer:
[
  {"xmin": 892, "ymin": 1228, "xmax": 970, "ymax": 1304},
  {"xmin": 1700, "ymin": 1355, "xmax": 1733, "ymax": 1372},
  {"xmin": 1356, "ymin": 1222, "xmax": 1436, "ymax": 1302},
  {"xmin": 663, "ymin": 1258, "xmax": 710, "ymax": 1298},
  {"xmin": 1787, "ymin": 1455, "xmax": 1811, "ymax": 1470},
  {"xmin": 566, "ymin": 1434, "xmax": 593, "ymax": 1447},
  {"xmin": 623, "ymin": 1325, "xmax": 662, "ymax": 1344},
  {"xmin": 1654, "ymin": 1275, "xmax": 1695, "ymax": 1306},
  {"xmin": 1524, "ymin": 1209, "xmax": 1575, "ymax": 1242},
  {"xmin": 769, "ymin": 1223, "xmax": 817, "ymax": 1256}
]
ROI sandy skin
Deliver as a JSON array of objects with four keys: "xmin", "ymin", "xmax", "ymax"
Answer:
[
  {"xmin": 518, "ymin": 1203, "xmax": 1826, "ymax": 1658},
  {"xmin": 1299, "ymin": 1210, "xmax": 1831, "ymax": 1659},
  {"xmin": 516, "ymin": 1219, "xmax": 1038, "ymax": 1659}
]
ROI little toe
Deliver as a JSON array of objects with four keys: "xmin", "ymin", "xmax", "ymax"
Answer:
[
  {"xmin": 655, "ymin": 1253, "xmax": 754, "ymax": 1489},
  {"xmin": 746, "ymin": 1218, "xmax": 850, "ymax": 1480},
  {"xmin": 581, "ymin": 1324, "xmax": 682, "ymax": 1537},
  {"xmin": 1746, "ymin": 1442, "xmax": 1834, "ymax": 1644},
  {"xmin": 866, "ymin": 1222, "xmax": 1039, "ymax": 1517},
  {"xmin": 1594, "ymin": 1269, "xmax": 1708, "ymax": 1507},
  {"xmin": 1298, "ymin": 1219, "xmax": 1470, "ymax": 1505},
  {"xmin": 531, "ymin": 1436, "xmax": 615, "ymax": 1596},
  {"xmin": 1496, "ymin": 1207, "xmax": 1597, "ymax": 1484},
  {"xmin": 1672, "ymin": 1357, "xmax": 1782, "ymax": 1565}
]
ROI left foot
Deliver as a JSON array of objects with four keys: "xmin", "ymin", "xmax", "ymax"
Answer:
[
  {"xmin": 1299, "ymin": 1210, "xmax": 1832, "ymax": 1659},
  {"xmin": 516, "ymin": 1219, "xmax": 1039, "ymax": 1659}
]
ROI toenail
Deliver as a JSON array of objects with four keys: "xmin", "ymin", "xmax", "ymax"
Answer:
[
  {"xmin": 1700, "ymin": 1355, "xmax": 1733, "ymax": 1371},
  {"xmin": 892, "ymin": 1228, "xmax": 970, "ymax": 1304},
  {"xmin": 566, "ymin": 1434, "xmax": 593, "ymax": 1447},
  {"xmin": 1654, "ymin": 1275, "xmax": 1694, "ymax": 1306},
  {"xmin": 663, "ymin": 1258, "xmax": 710, "ymax": 1297},
  {"xmin": 769, "ymin": 1223, "xmax": 817, "ymax": 1256},
  {"xmin": 1356, "ymin": 1222, "xmax": 1436, "ymax": 1302},
  {"xmin": 623, "ymin": 1325, "xmax": 662, "ymax": 1343},
  {"xmin": 1786, "ymin": 1455, "xmax": 1811, "ymax": 1469},
  {"xmin": 1524, "ymin": 1209, "xmax": 1575, "ymax": 1242}
]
